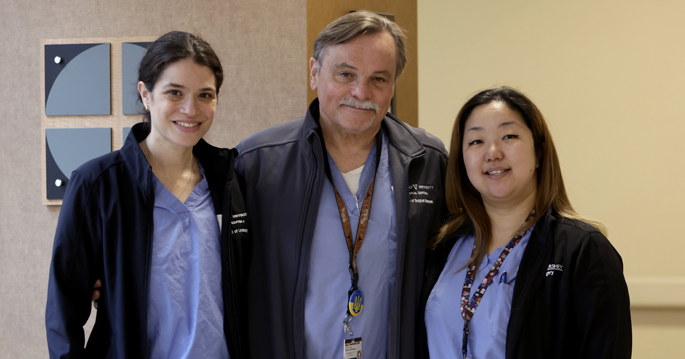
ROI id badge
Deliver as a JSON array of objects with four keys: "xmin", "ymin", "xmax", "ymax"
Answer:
[{"xmin": 344, "ymin": 337, "xmax": 362, "ymax": 359}]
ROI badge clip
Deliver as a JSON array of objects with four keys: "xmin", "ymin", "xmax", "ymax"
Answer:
[{"xmin": 343, "ymin": 315, "xmax": 354, "ymax": 336}]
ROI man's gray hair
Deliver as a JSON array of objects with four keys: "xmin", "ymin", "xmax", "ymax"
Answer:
[{"xmin": 312, "ymin": 11, "xmax": 408, "ymax": 80}]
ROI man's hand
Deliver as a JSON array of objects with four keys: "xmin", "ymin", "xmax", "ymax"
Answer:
[{"xmin": 92, "ymin": 279, "xmax": 101, "ymax": 309}]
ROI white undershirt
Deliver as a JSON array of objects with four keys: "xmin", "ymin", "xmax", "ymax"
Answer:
[{"xmin": 340, "ymin": 165, "xmax": 364, "ymax": 196}]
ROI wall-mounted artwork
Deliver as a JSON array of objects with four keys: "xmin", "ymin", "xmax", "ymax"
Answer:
[
  {"xmin": 41, "ymin": 36, "xmax": 156, "ymax": 205},
  {"xmin": 45, "ymin": 128, "xmax": 112, "ymax": 199},
  {"xmin": 123, "ymin": 127, "xmax": 132, "ymax": 142},
  {"xmin": 122, "ymin": 42, "xmax": 152, "ymax": 115},
  {"xmin": 44, "ymin": 43, "xmax": 111, "ymax": 116}
]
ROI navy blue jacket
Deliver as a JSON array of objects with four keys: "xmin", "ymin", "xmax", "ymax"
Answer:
[
  {"xmin": 418, "ymin": 209, "xmax": 632, "ymax": 358},
  {"xmin": 46, "ymin": 122, "xmax": 251, "ymax": 359},
  {"xmin": 234, "ymin": 99, "xmax": 448, "ymax": 359}
]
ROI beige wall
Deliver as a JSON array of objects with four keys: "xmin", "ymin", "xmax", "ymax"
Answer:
[
  {"xmin": 0, "ymin": 0, "xmax": 306, "ymax": 357},
  {"xmin": 418, "ymin": 1, "xmax": 685, "ymax": 357}
]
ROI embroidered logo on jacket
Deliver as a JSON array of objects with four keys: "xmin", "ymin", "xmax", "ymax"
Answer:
[
  {"xmin": 408, "ymin": 183, "xmax": 435, "ymax": 204},
  {"xmin": 231, "ymin": 212, "xmax": 249, "ymax": 234},
  {"xmin": 546, "ymin": 264, "xmax": 563, "ymax": 277}
]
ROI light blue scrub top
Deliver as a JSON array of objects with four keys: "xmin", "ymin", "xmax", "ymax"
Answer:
[
  {"xmin": 147, "ymin": 165, "xmax": 229, "ymax": 359},
  {"xmin": 305, "ymin": 130, "xmax": 397, "ymax": 359},
  {"xmin": 424, "ymin": 226, "xmax": 534, "ymax": 359}
]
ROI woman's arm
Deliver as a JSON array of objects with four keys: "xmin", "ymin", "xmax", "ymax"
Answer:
[
  {"xmin": 571, "ymin": 231, "xmax": 632, "ymax": 358},
  {"xmin": 45, "ymin": 171, "xmax": 102, "ymax": 358}
]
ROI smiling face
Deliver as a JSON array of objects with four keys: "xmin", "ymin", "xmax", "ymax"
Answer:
[
  {"xmin": 462, "ymin": 101, "xmax": 538, "ymax": 208},
  {"xmin": 138, "ymin": 58, "xmax": 217, "ymax": 150},
  {"xmin": 309, "ymin": 31, "xmax": 396, "ymax": 138}
]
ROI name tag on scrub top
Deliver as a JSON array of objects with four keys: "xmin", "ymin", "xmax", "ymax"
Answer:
[{"xmin": 344, "ymin": 337, "xmax": 362, "ymax": 359}]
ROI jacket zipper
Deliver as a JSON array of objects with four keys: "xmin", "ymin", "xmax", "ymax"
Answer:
[
  {"xmin": 300, "ymin": 169, "xmax": 316, "ymax": 341},
  {"xmin": 226, "ymin": 162, "xmax": 243, "ymax": 357},
  {"xmin": 293, "ymin": 148, "xmax": 319, "ymax": 358},
  {"xmin": 392, "ymin": 151, "xmax": 425, "ymax": 358},
  {"xmin": 145, "ymin": 167, "xmax": 154, "ymax": 359}
]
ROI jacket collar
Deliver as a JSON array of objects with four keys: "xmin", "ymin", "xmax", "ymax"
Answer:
[
  {"xmin": 381, "ymin": 112, "xmax": 426, "ymax": 159},
  {"xmin": 301, "ymin": 98, "xmax": 323, "ymax": 146},
  {"xmin": 300, "ymin": 98, "xmax": 427, "ymax": 159},
  {"xmin": 530, "ymin": 207, "xmax": 556, "ymax": 245},
  {"xmin": 122, "ymin": 122, "xmax": 154, "ymax": 186}
]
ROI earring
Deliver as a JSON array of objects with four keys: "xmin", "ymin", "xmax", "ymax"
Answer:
[{"xmin": 145, "ymin": 105, "xmax": 149, "ymax": 112}]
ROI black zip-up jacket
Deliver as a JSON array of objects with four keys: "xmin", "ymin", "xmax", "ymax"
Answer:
[
  {"xmin": 417, "ymin": 209, "xmax": 632, "ymax": 358},
  {"xmin": 46, "ymin": 122, "xmax": 251, "ymax": 359},
  {"xmin": 234, "ymin": 99, "xmax": 448, "ymax": 359}
]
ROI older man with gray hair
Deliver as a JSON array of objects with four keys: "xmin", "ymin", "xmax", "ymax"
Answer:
[{"xmin": 235, "ymin": 11, "xmax": 447, "ymax": 359}]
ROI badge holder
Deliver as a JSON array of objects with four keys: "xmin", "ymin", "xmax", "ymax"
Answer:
[
  {"xmin": 344, "ymin": 337, "xmax": 362, "ymax": 359},
  {"xmin": 343, "ymin": 288, "xmax": 364, "ymax": 336},
  {"xmin": 343, "ymin": 275, "xmax": 364, "ymax": 357}
]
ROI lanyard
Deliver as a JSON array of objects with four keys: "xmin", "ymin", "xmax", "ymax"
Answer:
[
  {"xmin": 459, "ymin": 210, "xmax": 535, "ymax": 359},
  {"xmin": 322, "ymin": 131, "xmax": 382, "ymax": 335}
]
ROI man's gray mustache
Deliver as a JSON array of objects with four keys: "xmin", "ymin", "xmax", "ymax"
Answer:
[{"xmin": 338, "ymin": 98, "xmax": 378, "ymax": 113}]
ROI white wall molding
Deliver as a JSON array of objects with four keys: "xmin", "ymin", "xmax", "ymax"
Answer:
[{"xmin": 627, "ymin": 277, "xmax": 685, "ymax": 308}]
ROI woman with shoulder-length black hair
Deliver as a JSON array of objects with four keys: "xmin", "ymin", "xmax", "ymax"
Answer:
[
  {"xmin": 46, "ymin": 31, "xmax": 249, "ymax": 359},
  {"xmin": 418, "ymin": 87, "xmax": 631, "ymax": 358}
]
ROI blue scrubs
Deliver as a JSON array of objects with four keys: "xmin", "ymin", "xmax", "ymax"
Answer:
[
  {"xmin": 424, "ymin": 226, "xmax": 533, "ymax": 359},
  {"xmin": 147, "ymin": 166, "xmax": 229, "ymax": 359},
  {"xmin": 305, "ymin": 130, "xmax": 397, "ymax": 359}
]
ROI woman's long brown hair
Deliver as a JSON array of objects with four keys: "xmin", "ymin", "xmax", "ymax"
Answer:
[{"xmin": 431, "ymin": 87, "xmax": 605, "ymax": 268}]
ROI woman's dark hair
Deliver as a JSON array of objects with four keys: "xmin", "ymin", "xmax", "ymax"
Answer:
[
  {"xmin": 432, "ymin": 86, "xmax": 605, "ymax": 267},
  {"xmin": 138, "ymin": 31, "xmax": 223, "ymax": 121}
]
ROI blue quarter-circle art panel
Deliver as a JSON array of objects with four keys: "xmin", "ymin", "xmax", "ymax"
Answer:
[
  {"xmin": 46, "ymin": 128, "xmax": 112, "ymax": 199},
  {"xmin": 45, "ymin": 43, "xmax": 111, "ymax": 116},
  {"xmin": 122, "ymin": 42, "xmax": 152, "ymax": 115},
  {"xmin": 123, "ymin": 127, "xmax": 132, "ymax": 142}
]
